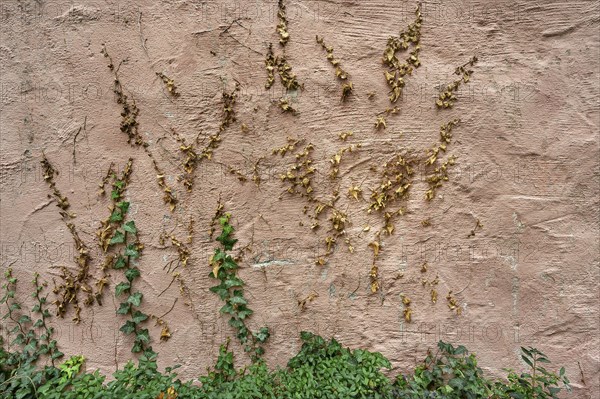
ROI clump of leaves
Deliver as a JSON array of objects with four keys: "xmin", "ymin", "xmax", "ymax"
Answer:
[
  {"xmin": 382, "ymin": 4, "xmax": 422, "ymax": 103},
  {"xmin": 95, "ymin": 158, "xmax": 134, "ymax": 304},
  {"xmin": 40, "ymin": 155, "xmax": 95, "ymax": 322},
  {"xmin": 446, "ymin": 291, "xmax": 462, "ymax": 315},
  {"xmin": 368, "ymin": 153, "xmax": 415, "ymax": 217},
  {"xmin": 101, "ymin": 46, "xmax": 145, "ymax": 146},
  {"xmin": 329, "ymin": 143, "xmax": 361, "ymax": 179},
  {"xmin": 393, "ymin": 341, "xmax": 495, "ymax": 398},
  {"xmin": 498, "ymin": 347, "xmax": 571, "ymax": 399},
  {"xmin": 169, "ymin": 128, "xmax": 199, "ymax": 191},
  {"xmin": 101, "ymin": 180, "xmax": 152, "ymax": 355},
  {"xmin": 264, "ymin": 43, "xmax": 276, "ymax": 89},
  {"xmin": 40, "ymin": 154, "xmax": 71, "ymax": 216},
  {"xmin": 368, "ymin": 233, "xmax": 382, "ymax": 292},
  {"xmin": 0, "ymin": 269, "xmax": 63, "ymax": 398},
  {"xmin": 264, "ymin": 34, "xmax": 302, "ymax": 113},
  {"xmin": 276, "ymin": 55, "xmax": 301, "ymax": 91},
  {"xmin": 219, "ymin": 83, "xmax": 239, "ymax": 132},
  {"xmin": 209, "ymin": 214, "xmax": 269, "ymax": 361},
  {"xmin": 280, "ymin": 331, "xmax": 393, "ymax": 398},
  {"xmin": 436, "ymin": 56, "xmax": 478, "ymax": 108},
  {"xmin": 147, "ymin": 153, "xmax": 178, "ymax": 211},
  {"xmin": 198, "ymin": 83, "xmax": 240, "ymax": 163},
  {"xmin": 278, "ymin": 141, "xmax": 316, "ymax": 198},
  {"xmin": 424, "ymin": 119, "xmax": 460, "ymax": 200},
  {"xmin": 156, "ymin": 72, "xmax": 180, "ymax": 98},
  {"xmin": 394, "ymin": 342, "xmax": 570, "ymax": 399},
  {"xmin": 316, "ymin": 35, "xmax": 354, "ymax": 101},
  {"xmin": 276, "ymin": 0, "xmax": 290, "ymax": 46},
  {"xmin": 108, "ymin": 191, "xmax": 154, "ymax": 355}
]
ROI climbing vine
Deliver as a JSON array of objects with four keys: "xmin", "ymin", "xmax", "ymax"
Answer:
[{"xmin": 209, "ymin": 214, "xmax": 269, "ymax": 361}]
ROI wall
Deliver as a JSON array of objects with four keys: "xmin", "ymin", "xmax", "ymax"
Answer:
[{"xmin": 1, "ymin": 0, "xmax": 598, "ymax": 397}]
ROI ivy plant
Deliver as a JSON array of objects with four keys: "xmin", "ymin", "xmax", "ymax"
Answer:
[{"xmin": 209, "ymin": 214, "xmax": 270, "ymax": 362}]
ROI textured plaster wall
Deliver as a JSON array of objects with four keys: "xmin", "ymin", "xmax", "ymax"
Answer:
[{"xmin": 0, "ymin": 0, "xmax": 599, "ymax": 397}]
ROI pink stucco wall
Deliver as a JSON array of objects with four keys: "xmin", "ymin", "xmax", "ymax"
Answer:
[{"xmin": 1, "ymin": 0, "xmax": 598, "ymax": 397}]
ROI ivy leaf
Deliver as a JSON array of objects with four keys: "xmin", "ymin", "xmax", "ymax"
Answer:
[
  {"xmin": 125, "ymin": 244, "xmax": 139, "ymax": 259},
  {"xmin": 209, "ymin": 285, "xmax": 229, "ymax": 301},
  {"xmin": 224, "ymin": 276, "xmax": 244, "ymax": 289},
  {"xmin": 228, "ymin": 296, "xmax": 248, "ymax": 306},
  {"xmin": 132, "ymin": 341, "xmax": 143, "ymax": 353},
  {"xmin": 220, "ymin": 303, "xmax": 234, "ymax": 315},
  {"xmin": 117, "ymin": 302, "xmax": 131, "ymax": 315},
  {"xmin": 117, "ymin": 201, "xmax": 130, "ymax": 213},
  {"xmin": 127, "ymin": 292, "xmax": 143, "ymax": 307},
  {"xmin": 123, "ymin": 221, "xmax": 137, "ymax": 235},
  {"xmin": 120, "ymin": 320, "xmax": 136, "ymax": 335},
  {"xmin": 136, "ymin": 328, "xmax": 150, "ymax": 343},
  {"xmin": 125, "ymin": 267, "xmax": 140, "ymax": 282},
  {"xmin": 114, "ymin": 256, "xmax": 126, "ymax": 270},
  {"xmin": 110, "ymin": 230, "xmax": 125, "ymax": 245},
  {"xmin": 254, "ymin": 327, "xmax": 270, "ymax": 343},
  {"xmin": 109, "ymin": 209, "xmax": 123, "ymax": 223},
  {"xmin": 132, "ymin": 310, "xmax": 148, "ymax": 324},
  {"xmin": 237, "ymin": 308, "xmax": 253, "ymax": 320},
  {"xmin": 115, "ymin": 282, "xmax": 131, "ymax": 296}
]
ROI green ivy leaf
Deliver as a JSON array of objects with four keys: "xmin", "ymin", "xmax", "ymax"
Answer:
[
  {"xmin": 120, "ymin": 320, "xmax": 136, "ymax": 335},
  {"xmin": 116, "ymin": 302, "xmax": 131, "ymax": 315},
  {"xmin": 136, "ymin": 329, "xmax": 150, "ymax": 343},
  {"xmin": 117, "ymin": 201, "xmax": 130, "ymax": 213},
  {"xmin": 114, "ymin": 256, "xmax": 126, "ymax": 269},
  {"xmin": 125, "ymin": 244, "xmax": 139, "ymax": 259},
  {"xmin": 228, "ymin": 296, "xmax": 247, "ymax": 306},
  {"xmin": 110, "ymin": 230, "xmax": 125, "ymax": 245},
  {"xmin": 109, "ymin": 209, "xmax": 123, "ymax": 223},
  {"xmin": 132, "ymin": 310, "xmax": 148, "ymax": 324},
  {"xmin": 127, "ymin": 292, "xmax": 143, "ymax": 307},
  {"xmin": 237, "ymin": 308, "xmax": 253, "ymax": 320},
  {"xmin": 123, "ymin": 221, "xmax": 137, "ymax": 235},
  {"xmin": 115, "ymin": 282, "xmax": 131, "ymax": 296},
  {"xmin": 125, "ymin": 267, "xmax": 140, "ymax": 282}
]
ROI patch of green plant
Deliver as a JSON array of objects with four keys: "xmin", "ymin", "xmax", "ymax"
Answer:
[
  {"xmin": 209, "ymin": 214, "xmax": 269, "ymax": 362},
  {"xmin": 108, "ymin": 196, "xmax": 153, "ymax": 356},
  {"xmin": 392, "ymin": 341, "xmax": 571, "ymax": 399},
  {"xmin": 0, "ymin": 270, "xmax": 63, "ymax": 399}
]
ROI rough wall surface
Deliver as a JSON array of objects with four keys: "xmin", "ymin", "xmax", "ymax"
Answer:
[{"xmin": 1, "ymin": 0, "xmax": 599, "ymax": 397}]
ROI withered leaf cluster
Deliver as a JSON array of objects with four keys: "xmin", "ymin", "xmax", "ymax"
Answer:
[
  {"xmin": 368, "ymin": 153, "xmax": 415, "ymax": 216},
  {"xmin": 101, "ymin": 46, "xmax": 145, "ymax": 146},
  {"xmin": 41, "ymin": 155, "xmax": 72, "ymax": 217},
  {"xmin": 96, "ymin": 159, "xmax": 134, "ymax": 303},
  {"xmin": 425, "ymin": 119, "xmax": 460, "ymax": 200},
  {"xmin": 40, "ymin": 156, "xmax": 93, "ymax": 323},
  {"xmin": 147, "ymin": 152, "xmax": 178, "ymax": 212},
  {"xmin": 170, "ymin": 128, "xmax": 199, "ymax": 191},
  {"xmin": 156, "ymin": 72, "xmax": 180, "ymax": 98},
  {"xmin": 436, "ymin": 56, "xmax": 478, "ymax": 108},
  {"xmin": 316, "ymin": 35, "xmax": 353, "ymax": 101},
  {"xmin": 382, "ymin": 5, "xmax": 422, "ymax": 104},
  {"xmin": 276, "ymin": 0, "xmax": 290, "ymax": 46},
  {"xmin": 330, "ymin": 143, "xmax": 361, "ymax": 179}
]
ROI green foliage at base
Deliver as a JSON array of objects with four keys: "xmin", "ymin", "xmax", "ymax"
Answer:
[{"xmin": 1, "ymin": 330, "xmax": 570, "ymax": 399}]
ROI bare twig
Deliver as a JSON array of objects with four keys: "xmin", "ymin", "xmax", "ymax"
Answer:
[{"xmin": 138, "ymin": 11, "xmax": 148, "ymax": 55}]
